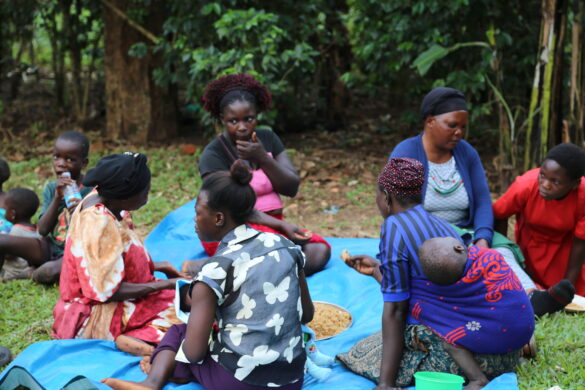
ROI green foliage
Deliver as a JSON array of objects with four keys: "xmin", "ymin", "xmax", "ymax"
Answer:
[
  {"xmin": 134, "ymin": 0, "xmax": 347, "ymax": 131},
  {"xmin": 343, "ymin": 0, "xmax": 540, "ymax": 129}
]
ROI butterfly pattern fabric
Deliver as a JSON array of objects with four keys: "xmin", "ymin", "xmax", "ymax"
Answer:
[{"xmin": 192, "ymin": 224, "xmax": 306, "ymax": 387}]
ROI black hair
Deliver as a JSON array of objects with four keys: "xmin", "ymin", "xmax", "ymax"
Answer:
[
  {"xmin": 202, "ymin": 73, "xmax": 272, "ymax": 119},
  {"xmin": 201, "ymin": 160, "xmax": 256, "ymax": 225},
  {"xmin": 419, "ymin": 237, "xmax": 467, "ymax": 286},
  {"xmin": 57, "ymin": 131, "xmax": 90, "ymax": 158},
  {"xmin": 5, "ymin": 188, "xmax": 40, "ymax": 220},
  {"xmin": 379, "ymin": 185, "xmax": 422, "ymax": 207},
  {"xmin": 0, "ymin": 158, "xmax": 10, "ymax": 184},
  {"xmin": 394, "ymin": 192, "xmax": 423, "ymax": 207},
  {"xmin": 219, "ymin": 89, "xmax": 258, "ymax": 117},
  {"xmin": 544, "ymin": 143, "xmax": 585, "ymax": 181}
]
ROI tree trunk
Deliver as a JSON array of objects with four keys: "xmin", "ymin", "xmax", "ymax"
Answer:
[
  {"xmin": 321, "ymin": 6, "xmax": 352, "ymax": 130},
  {"xmin": 524, "ymin": 0, "xmax": 565, "ymax": 169},
  {"xmin": 571, "ymin": 0, "xmax": 585, "ymax": 145},
  {"xmin": 103, "ymin": 0, "xmax": 177, "ymax": 143},
  {"xmin": 550, "ymin": 0, "xmax": 567, "ymax": 146}
]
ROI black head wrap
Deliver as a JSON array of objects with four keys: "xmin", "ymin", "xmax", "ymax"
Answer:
[
  {"xmin": 420, "ymin": 87, "xmax": 468, "ymax": 120},
  {"xmin": 83, "ymin": 152, "xmax": 151, "ymax": 199}
]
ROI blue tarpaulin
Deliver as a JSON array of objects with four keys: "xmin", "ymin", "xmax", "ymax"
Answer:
[{"xmin": 0, "ymin": 200, "xmax": 519, "ymax": 389}]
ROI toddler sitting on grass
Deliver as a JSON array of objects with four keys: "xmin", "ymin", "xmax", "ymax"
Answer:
[{"xmin": 0, "ymin": 188, "xmax": 41, "ymax": 280}]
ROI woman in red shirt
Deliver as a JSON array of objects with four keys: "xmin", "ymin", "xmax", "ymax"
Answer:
[{"xmin": 493, "ymin": 143, "xmax": 585, "ymax": 310}]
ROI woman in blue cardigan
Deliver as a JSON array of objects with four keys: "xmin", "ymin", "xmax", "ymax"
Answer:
[{"xmin": 390, "ymin": 87, "xmax": 493, "ymax": 247}]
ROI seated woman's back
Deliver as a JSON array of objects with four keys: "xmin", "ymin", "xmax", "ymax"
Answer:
[{"xmin": 196, "ymin": 226, "xmax": 306, "ymax": 385}]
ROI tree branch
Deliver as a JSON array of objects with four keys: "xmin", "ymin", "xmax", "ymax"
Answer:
[{"xmin": 100, "ymin": 0, "xmax": 158, "ymax": 44}]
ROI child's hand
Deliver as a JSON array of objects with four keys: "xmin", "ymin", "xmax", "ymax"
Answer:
[
  {"xmin": 66, "ymin": 198, "xmax": 81, "ymax": 213},
  {"xmin": 55, "ymin": 175, "xmax": 76, "ymax": 200}
]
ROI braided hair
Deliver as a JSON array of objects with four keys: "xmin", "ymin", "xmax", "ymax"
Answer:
[{"xmin": 202, "ymin": 74, "xmax": 272, "ymax": 119}]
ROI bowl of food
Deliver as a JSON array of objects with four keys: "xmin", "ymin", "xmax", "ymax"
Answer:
[{"xmin": 307, "ymin": 301, "xmax": 353, "ymax": 340}]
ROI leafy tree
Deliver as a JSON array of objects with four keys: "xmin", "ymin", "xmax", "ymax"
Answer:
[
  {"xmin": 142, "ymin": 0, "xmax": 351, "ymax": 132},
  {"xmin": 343, "ymin": 0, "xmax": 540, "ymax": 129}
]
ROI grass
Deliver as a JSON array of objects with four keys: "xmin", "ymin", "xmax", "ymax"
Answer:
[{"xmin": 1, "ymin": 146, "xmax": 585, "ymax": 390}]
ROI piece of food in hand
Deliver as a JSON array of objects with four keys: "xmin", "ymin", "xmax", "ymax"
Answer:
[
  {"xmin": 294, "ymin": 231, "xmax": 312, "ymax": 241},
  {"xmin": 340, "ymin": 249, "xmax": 351, "ymax": 263},
  {"xmin": 251, "ymin": 131, "xmax": 257, "ymax": 142}
]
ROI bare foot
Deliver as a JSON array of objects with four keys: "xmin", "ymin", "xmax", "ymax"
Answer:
[
  {"xmin": 139, "ymin": 356, "xmax": 151, "ymax": 374},
  {"xmin": 115, "ymin": 335, "xmax": 154, "ymax": 357},
  {"xmin": 464, "ymin": 379, "xmax": 489, "ymax": 390},
  {"xmin": 3, "ymin": 267, "xmax": 34, "ymax": 281},
  {"xmin": 101, "ymin": 378, "xmax": 154, "ymax": 390},
  {"xmin": 180, "ymin": 259, "xmax": 207, "ymax": 278}
]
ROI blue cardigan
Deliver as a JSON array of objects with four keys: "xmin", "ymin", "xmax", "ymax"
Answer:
[{"xmin": 390, "ymin": 133, "xmax": 494, "ymax": 244}]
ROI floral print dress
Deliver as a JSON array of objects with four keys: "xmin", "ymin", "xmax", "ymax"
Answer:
[
  {"xmin": 52, "ymin": 203, "xmax": 179, "ymax": 343},
  {"xmin": 189, "ymin": 224, "xmax": 306, "ymax": 387}
]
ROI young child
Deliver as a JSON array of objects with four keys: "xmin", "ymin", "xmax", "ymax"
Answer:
[
  {"xmin": 0, "ymin": 188, "xmax": 41, "ymax": 280},
  {"xmin": 103, "ymin": 159, "xmax": 314, "ymax": 390},
  {"xmin": 0, "ymin": 131, "xmax": 91, "ymax": 284},
  {"xmin": 494, "ymin": 143, "xmax": 585, "ymax": 307},
  {"xmin": 413, "ymin": 237, "xmax": 535, "ymax": 390},
  {"xmin": 0, "ymin": 158, "xmax": 12, "ymax": 234}
]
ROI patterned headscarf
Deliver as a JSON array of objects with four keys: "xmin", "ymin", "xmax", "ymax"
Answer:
[{"xmin": 378, "ymin": 158, "xmax": 425, "ymax": 196}]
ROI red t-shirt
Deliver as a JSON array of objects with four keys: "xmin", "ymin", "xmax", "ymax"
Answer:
[{"xmin": 493, "ymin": 168, "xmax": 585, "ymax": 294}]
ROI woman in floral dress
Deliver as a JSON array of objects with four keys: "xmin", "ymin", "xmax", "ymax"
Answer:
[{"xmin": 53, "ymin": 152, "xmax": 182, "ymax": 355}]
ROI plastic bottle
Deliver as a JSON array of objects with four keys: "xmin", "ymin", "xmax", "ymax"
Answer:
[{"xmin": 61, "ymin": 172, "xmax": 82, "ymax": 208}]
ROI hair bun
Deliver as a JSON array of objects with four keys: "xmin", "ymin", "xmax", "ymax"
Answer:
[{"xmin": 230, "ymin": 160, "xmax": 252, "ymax": 185}]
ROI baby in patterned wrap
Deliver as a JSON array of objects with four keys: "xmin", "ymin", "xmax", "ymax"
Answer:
[{"xmin": 414, "ymin": 237, "xmax": 534, "ymax": 390}]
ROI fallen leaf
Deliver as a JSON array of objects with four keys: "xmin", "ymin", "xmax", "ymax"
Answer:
[{"xmin": 179, "ymin": 143, "xmax": 197, "ymax": 155}]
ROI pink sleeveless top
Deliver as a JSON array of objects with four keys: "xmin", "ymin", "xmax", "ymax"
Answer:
[{"xmin": 250, "ymin": 153, "xmax": 284, "ymax": 212}]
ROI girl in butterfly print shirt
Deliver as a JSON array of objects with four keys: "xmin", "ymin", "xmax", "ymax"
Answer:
[{"xmin": 103, "ymin": 160, "xmax": 314, "ymax": 390}]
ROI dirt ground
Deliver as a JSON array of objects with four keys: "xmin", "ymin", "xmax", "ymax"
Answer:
[
  {"xmin": 279, "ymin": 128, "xmax": 400, "ymax": 239},
  {"xmin": 1, "ymin": 83, "xmax": 502, "ymax": 240}
]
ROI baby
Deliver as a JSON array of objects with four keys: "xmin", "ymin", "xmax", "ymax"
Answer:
[{"xmin": 415, "ymin": 237, "xmax": 534, "ymax": 390}]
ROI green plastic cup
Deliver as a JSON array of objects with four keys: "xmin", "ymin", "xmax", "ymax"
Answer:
[{"xmin": 414, "ymin": 371, "xmax": 465, "ymax": 390}]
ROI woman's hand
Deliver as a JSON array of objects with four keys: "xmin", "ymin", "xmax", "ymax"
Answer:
[
  {"xmin": 345, "ymin": 255, "xmax": 382, "ymax": 283},
  {"xmin": 163, "ymin": 277, "xmax": 182, "ymax": 289},
  {"xmin": 236, "ymin": 137, "xmax": 267, "ymax": 164},
  {"xmin": 474, "ymin": 239, "xmax": 489, "ymax": 249},
  {"xmin": 279, "ymin": 221, "xmax": 309, "ymax": 244},
  {"xmin": 154, "ymin": 261, "xmax": 184, "ymax": 278}
]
